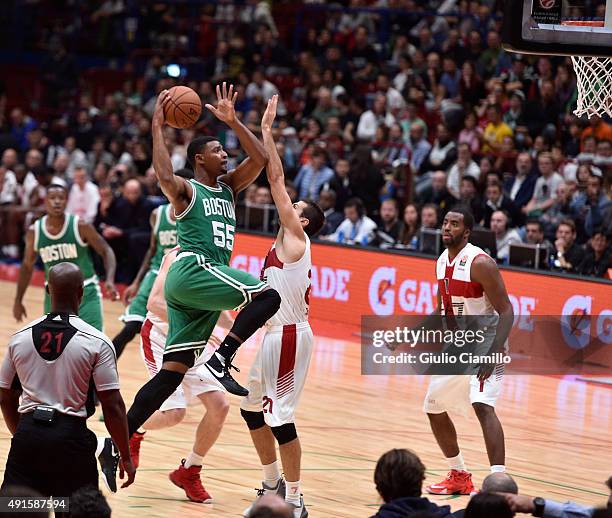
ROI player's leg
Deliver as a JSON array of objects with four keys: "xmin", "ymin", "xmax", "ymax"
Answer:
[
  {"xmin": 470, "ymin": 368, "xmax": 506, "ymax": 471},
  {"xmin": 114, "ymin": 270, "xmax": 158, "ymax": 357},
  {"xmin": 78, "ymin": 283, "xmax": 104, "ymax": 331},
  {"xmin": 202, "ymin": 263, "xmax": 280, "ymax": 395},
  {"xmin": 423, "ymin": 376, "xmax": 475, "ymax": 495}
]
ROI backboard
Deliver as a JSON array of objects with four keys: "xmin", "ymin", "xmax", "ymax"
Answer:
[{"xmin": 502, "ymin": 0, "xmax": 612, "ymax": 57}]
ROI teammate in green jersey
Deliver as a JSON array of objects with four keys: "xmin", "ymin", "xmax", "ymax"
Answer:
[
  {"xmin": 126, "ymin": 83, "xmax": 281, "ymax": 439},
  {"xmin": 112, "ymin": 169, "xmax": 193, "ymax": 358},
  {"xmin": 13, "ymin": 184, "xmax": 118, "ymax": 331}
]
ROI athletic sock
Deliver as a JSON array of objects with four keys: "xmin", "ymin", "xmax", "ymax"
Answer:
[
  {"xmin": 216, "ymin": 335, "xmax": 241, "ymax": 361},
  {"xmin": 285, "ymin": 480, "xmax": 301, "ymax": 507},
  {"xmin": 447, "ymin": 452, "xmax": 466, "ymax": 472},
  {"xmin": 95, "ymin": 436, "xmax": 105, "ymax": 457},
  {"xmin": 112, "ymin": 321, "xmax": 142, "ymax": 358},
  {"xmin": 184, "ymin": 451, "xmax": 203, "ymax": 468},
  {"xmin": 216, "ymin": 290, "xmax": 281, "ymax": 360},
  {"xmin": 127, "ymin": 370, "xmax": 184, "ymax": 436},
  {"xmin": 490, "ymin": 465, "xmax": 506, "ymax": 473},
  {"xmin": 262, "ymin": 460, "xmax": 281, "ymax": 488}
]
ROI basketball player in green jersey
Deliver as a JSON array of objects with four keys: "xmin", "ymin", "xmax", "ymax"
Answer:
[
  {"xmin": 126, "ymin": 83, "xmax": 281, "ymax": 438},
  {"xmin": 112, "ymin": 169, "xmax": 193, "ymax": 358},
  {"xmin": 13, "ymin": 184, "xmax": 118, "ymax": 331}
]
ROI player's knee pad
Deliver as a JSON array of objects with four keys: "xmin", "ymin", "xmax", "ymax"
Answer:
[
  {"xmin": 271, "ymin": 423, "xmax": 297, "ymax": 445},
  {"xmin": 240, "ymin": 409, "xmax": 266, "ymax": 430}
]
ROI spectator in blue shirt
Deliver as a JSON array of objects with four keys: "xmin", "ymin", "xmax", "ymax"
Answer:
[{"xmin": 293, "ymin": 147, "xmax": 334, "ymax": 202}]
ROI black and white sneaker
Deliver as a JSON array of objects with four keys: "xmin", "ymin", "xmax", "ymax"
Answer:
[
  {"xmin": 98, "ymin": 438, "xmax": 119, "ymax": 493},
  {"xmin": 290, "ymin": 495, "xmax": 308, "ymax": 518},
  {"xmin": 204, "ymin": 352, "xmax": 248, "ymax": 396},
  {"xmin": 243, "ymin": 478, "xmax": 286, "ymax": 516}
]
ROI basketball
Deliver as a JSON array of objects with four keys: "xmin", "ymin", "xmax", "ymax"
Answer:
[{"xmin": 164, "ymin": 86, "xmax": 202, "ymax": 129}]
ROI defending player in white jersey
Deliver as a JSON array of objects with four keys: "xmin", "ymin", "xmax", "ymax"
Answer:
[
  {"xmin": 422, "ymin": 207, "xmax": 514, "ymax": 495},
  {"xmin": 130, "ymin": 245, "xmax": 232, "ymax": 503},
  {"xmin": 240, "ymin": 96, "xmax": 325, "ymax": 518}
]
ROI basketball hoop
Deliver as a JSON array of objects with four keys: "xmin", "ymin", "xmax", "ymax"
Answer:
[{"xmin": 562, "ymin": 21, "xmax": 612, "ymax": 118}]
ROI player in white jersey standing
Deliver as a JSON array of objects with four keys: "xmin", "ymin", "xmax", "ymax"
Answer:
[
  {"xmin": 130, "ymin": 244, "xmax": 232, "ymax": 503},
  {"xmin": 240, "ymin": 96, "xmax": 324, "ymax": 518},
  {"xmin": 420, "ymin": 207, "xmax": 514, "ymax": 495}
]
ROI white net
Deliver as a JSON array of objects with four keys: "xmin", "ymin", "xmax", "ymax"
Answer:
[{"xmin": 571, "ymin": 55, "xmax": 612, "ymax": 118}]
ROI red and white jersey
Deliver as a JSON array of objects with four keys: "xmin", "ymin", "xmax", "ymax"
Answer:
[
  {"xmin": 261, "ymin": 235, "xmax": 312, "ymax": 327},
  {"xmin": 436, "ymin": 242, "xmax": 495, "ymax": 317}
]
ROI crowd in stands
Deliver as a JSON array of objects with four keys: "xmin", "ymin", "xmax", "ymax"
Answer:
[{"xmin": 0, "ymin": 0, "xmax": 611, "ymax": 282}]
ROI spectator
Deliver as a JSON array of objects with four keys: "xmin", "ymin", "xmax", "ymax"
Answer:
[
  {"xmin": 458, "ymin": 111, "xmax": 483, "ymax": 156},
  {"xmin": 323, "ymin": 158, "xmax": 352, "ymax": 212},
  {"xmin": 328, "ymin": 198, "xmax": 376, "ymax": 246},
  {"xmin": 293, "ymin": 147, "xmax": 334, "ymax": 202},
  {"xmin": 418, "ymin": 171, "xmax": 456, "ymax": 219},
  {"xmin": 397, "ymin": 203, "xmax": 420, "ymax": 249},
  {"xmin": 66, "ymin": 167, "xmax": 101, "ymax": 224},
  {"xmin": 523, "ymin": 152, "xmax": 564, "ymax": 218},
  {"xmin": 246, "ymin": 69, "xmax": 281, "ymax": 105},
  {"xmin": 408, "ymin": 124, "xmax": 432, "ymax": 173},
  {"xmin": 317, "ymin": 189, "xmax": 343, "ymax": 237},
  {"xmin": 482, "ymin": 104, "xmax": 513, "ymax": 154},
  {"xmin": 571, "ymin": 171, "xmax": 611, "ymax": 238},
  {"xmin": 581, "ymin": 115, "xmax": 612, "ymax": 148},
  {"xmin": 481, "ymin": 472, "xmax": 519, "ymax": 494},
  {"xmin": 370, "ymin": 449, "xmax": 453, "ymax": 518},
  {"xmin": 457, "ymin": 176, "xmax": 484, "ymax": 224},
  {"xmin": 504, "ymin": 152, "xmax": 537, "ymax": 212},
  {"xmin": 524, "ymin": 218, "xmax": 553, "ymax": 252},
  {"xmin": 575, "ymin": 230, "xmax": 611, "ymax": 278},
  {"xmin": 1, "ymin": 148, "xmax": 19, "ymax": 170},
  {"xmin": 371, "ymin": 199, "xmax": 401, "ymax": 249},
  {"xmin": 525, "ymin": 80, "xmax": 560, "ymax": 137},
  {"xmin": 551, "ymin": 219, "xmax": 583, "ymax": 272},
  {"xmin": 482, "ymin": 182, "xmax": 519, "ymax": 229},
  {"xmin": 311, "ymin": 87, "xmax": 339, "ymax": 128},
  {"xmin": 69, "ymin": 487, "xmax": 111, "ymax": 518},
  {"xmin": 419, "ymin": 124, "xmax": 457, "ymax": 176},
  {"xmin": 9, "ymin": 108, "xmax": 37, "ymax": 151},
  {"xmin": 0, "ymin": 165, "xmax": 17, "ymax": 205},
  {"xmin": 464, "ymin": 493, "xmax": 514, "ymax": 518},
  {"xmin": 348, "ymin": 146, "xmax": 385, "ymax": 218},
  {"xmin": 95, "ymin": 178, "xmax": 155, "ymax": 283},
  {"xmin": 357, "ymin": 94, "xmax": 395, "ymax": 142},
  {"xmin": 247, "ymin": 493, "xmax": 292, "ymax": 518},
  {"xmin": 503, "ymin": 91, "xmax": 526, "ymax": 131},
  {"xmin": 447, "ymin": 143, "xmax": 481, "ymax": 199},
  {"xmin": 541, "ymin": 181, "xmax": 574, "ymax": 240},
  {"xmin": 491, "ymin": 210, "xmax": 522, "ymax": 263},
  {"xmin": 376, "ymin": 74, "xmax": 405, "ymax": 112}
]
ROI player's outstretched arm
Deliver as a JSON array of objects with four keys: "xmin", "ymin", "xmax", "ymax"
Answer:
[
  {"xmin": 261, "ymin": 95, "xmax": 304, "ymax": 239},
  {"xmin": 13, "ymin": 227, "xmax": 36, "ymax": 322},
  {"xmin": 79, "ymin": 221, "xmax": 119, "ymax": 301},
  {"xmin": 152, "ymin": 90, "xmax": 192, "ymax": 213},
  {"xmin": 209, "ymin": 82, "xmax": 268, "ymax": 194}
]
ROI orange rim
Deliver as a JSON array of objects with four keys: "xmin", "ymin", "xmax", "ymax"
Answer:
[{"xmin": 561, "ymin": 20, "xmax": 605, "ymax": 27}]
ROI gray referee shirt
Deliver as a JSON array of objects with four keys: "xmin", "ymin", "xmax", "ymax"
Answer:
[{"xmin": 0, "ymin": 313, "xmax": 120, "ymax": 418}]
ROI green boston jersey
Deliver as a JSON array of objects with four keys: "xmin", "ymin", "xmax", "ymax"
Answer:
[
  {"xmin": 150, "ymin": 203, "xmax": 177, "ymax": 271},
  {"xmin": 34, "ymin": 214, "xmax": 97, "ymax": 281},
  {"xmin": 176, "ymin": 179, "xmax": 236, "ymax": 264}
]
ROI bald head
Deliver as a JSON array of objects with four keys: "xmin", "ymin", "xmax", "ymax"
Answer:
[
  {"xmin": 248, "ymin": 494, "xmax": 292, "ymax": 518},
  {"xmin": 481, "ymin": 472, "xmax": 518, "ymax": 494},
  {"xmin": 123, "ymin": 179, "xmax": 142, "ymax": 205},
  {"xmin": 48, "ymin": 263, "xmax": 84, "ymax": 313}
]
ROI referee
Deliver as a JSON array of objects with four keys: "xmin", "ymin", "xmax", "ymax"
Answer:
[{"xmin": 0, "ymin": 262, "xmax": 135, "ymax": 498}]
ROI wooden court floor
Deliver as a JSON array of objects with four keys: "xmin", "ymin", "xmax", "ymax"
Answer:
[{"xmin": 0, "ymin": 279, "xmax": 610, "ymax": 517}]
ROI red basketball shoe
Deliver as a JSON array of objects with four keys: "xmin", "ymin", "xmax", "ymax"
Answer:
[
  {"xmin": 426, "ymin": 469, "xmax": 476, "ymax": 495},
  {"xmin": 169, "ymin": 459, "xmax": 213, "ymax": 503},
  {"xmin": 129, "ymin": 431, "xmax": 145, "ymax": 469}
]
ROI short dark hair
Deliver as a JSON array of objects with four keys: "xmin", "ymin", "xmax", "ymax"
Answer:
[
  {"xmin": 301, "ymin": 199, "xmax": 325, "ymax": 237},
  {"xmin": 69, "ymin": 487, "xmax": 111, "ymax": 518},
  {"xmin": 174, "ymin": 167, "xmax": 194, "ymax": 180},
  {"xmin": 525, "ymin": 218, "xmax": 543, "ymax": 232},
  {"xmin": 461, "ymin": 176, "xmax": 478, "ymax": 189},
  {"xmin": 465, "ymin": 493, "xmax": 513, "ymax": 518},
  {"xmin": 187, "ymin": 136, "xmax": 219, "ymax": 169},
  {"xmin": 344, "ymin": 197, "xmax": 365, "ymax": 216},
  {"xmin": 374, "ymin": 449, "xmax": 425, "ymax": 502},
  {"xmin": 448, "ymin": 205, "xmax": 474, "ymax": 230},
  {"xmin": 559, "ymin": 218, "xmax": 576, "ymax": 233}
]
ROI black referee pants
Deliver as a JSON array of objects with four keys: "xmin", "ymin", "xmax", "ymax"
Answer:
[{"xmin": 2, "ymin": 412, "xmax": 98, "ymax": 497}]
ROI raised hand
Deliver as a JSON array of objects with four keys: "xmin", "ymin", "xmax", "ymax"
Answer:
[
  {"xmin": 205, "ymin": 82, "xmax": 238, "ymax": 126},
  {"xmin": 261, "ymin": 95, "xmax": 278, "ymax": 132},
  {"xmin": 153, "ymin": 90, "xmax": 170, "ymax": 127}
]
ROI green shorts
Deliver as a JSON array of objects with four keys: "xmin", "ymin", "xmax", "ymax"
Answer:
[
  {"xmin": 44, "ymin": 281, "xmax": 104, "ymax": 331},
  {"xmin": 121, "ymin": 269, "xmax": 158, "ymax": 323},
  {"xmin": 164, "ymin": 252, "xmax": 267, "ymax": 355}
]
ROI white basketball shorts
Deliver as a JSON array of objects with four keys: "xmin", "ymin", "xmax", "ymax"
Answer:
[
  {"xmin": 140, "ymin": 317, "xmax": 226, "ymax": 411},
  {"xmin": 240, "ymin": 322, "xmax": 313, "ymax": 427},
  {"xmin": 423, "ymin": 365, "xmax": 505, "ymax": 415}
]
